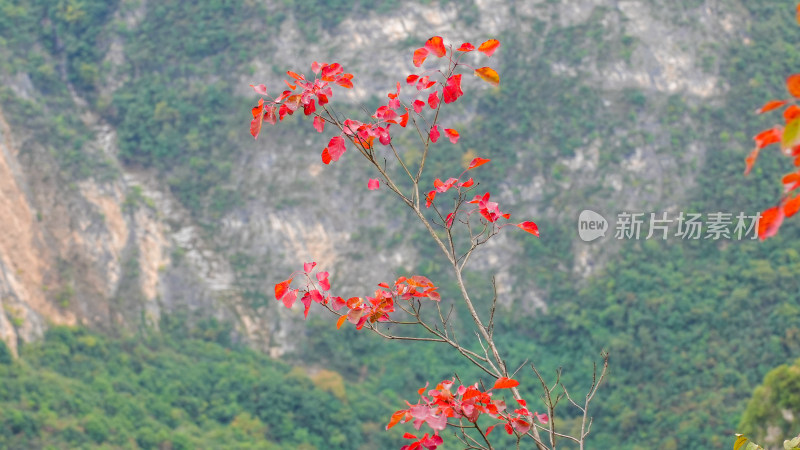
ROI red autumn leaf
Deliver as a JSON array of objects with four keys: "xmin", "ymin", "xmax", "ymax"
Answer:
[
  {"xmin": 517, "ymin": 221, "xmax": 540, "ymax": 237},
  {"xmin": 412, "ymin": 100, "xmax": 426, "ymax": 113},
  {"xmin": 785, "ymin": 105, "xmax": 800, "ymax": 122},
  {"xmin": 474, "ymin": 67, "xmax": 500, "ymax": 86},
  {"xmin": 492, "ymin": 377, "xmax": 520, "ymax": 389},
  {"xmin": 249, "ymin": 84, "xmax": 268, "ymax": 96},
  {"xmin": 321, "ymin": 148, "xmax": 332, "ymax": 165},
  {"xmin": 336, "ymin": 73, "xmax": 354, "ymax": 89},
  {"xmin": 303, "ymin": 99, "xmax": 316, "ymax": 115},
  {"xmin": 744, "ymin": 147, "xmax": 760, "ymax": 175},
  {"xmin": 368, "ymin": 178, "xmax": 380, "ymax": 190},
  {"xmin": 430, "ymin": 125, "xmax": 440, "ymax": 143},
  {"xmin": 303, "ymin": 262, "xmax": 316, "ymax": 273},
  {"xmin": 535, "ymin": 413, "xmax": 549, "ymax": 424},
  {"xmin": 413, "ymin": 48, "xmax": 429, "ymax": 67},
  {"xmin": 336, "ymin": 315, "xmax": 348, "ymax": 329},
  {"xmin": 425, "ymin": 190, "xmax": 436, "ymax": 208},
  {"xmin": 275, "ymin": 278, "xmax": 293, "ymax": 300},
  {"xmin": 467, "ymin": 157, "xmax": 491, "ymax": 169},
  {"xmin": 785, "ymin": 196, "xmax": 800, "ymax": 218},
  {"xmin": 428, "ymin": 91, "xmax": 440, "ymax": 109},
  {"xmin": 754, "ymin": 127, "xmax": 781, "ymax": 149},
  {"xmin": 478, "ymin": 39, "xmax": 500, "ymax": 57},
  {"xmin": 443, "ymin": 75, "xmax": 463, "ymax": 103},
  {"xmin": 444, "ymin": 128, "xmax": 459, "ymax": 144},
  {"xmin": 287, "ymin": 70, "xmax": 304, "ymax": 81},
  {"xmin": 250, "ymin": 98, "xmax": 265, "ymax": 139},
  {"xmin": 457, "ymin": 42, "xmax": 475, "ymax": 52},
  {"xmin": 316, "ymin": 271, "xmax": 330, "ymax": 291},
  {"xmin": 281, "ymin": 289, "xmax": 298, "ymax": 308},
  {"xmin": 324, "ymin": 136, "xmax": 347, "ymax": 164},
  {"xmin": 758, "ymin": 206, "xmax": 785, "ymax": 240},
  {"xmin": 788, "ymin": 74, "xmax": 800, "ymax": 98},
  {"xmin": 486, "ymin": 424, "xmax": 497, "ymax": 435},
  {"xmin": 407, "ymin": 74, "xmax": 419, "ymax": 84},
  {"xmin": 459, "ymin": 178, "xmax": 474, "ymax": 188},
  {"xmin": 425, "ymin": 36, "xmax": 446, "ymax": 58},
  {"xmin": 313, "ymin": 116, "xmax": 325, "ymax": 133},
  {"xmin": 756, "ymin": 99, "xmax": 788, "ymax": 114}
]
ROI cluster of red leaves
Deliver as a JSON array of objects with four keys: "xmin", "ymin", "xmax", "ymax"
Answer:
[
  {"xmin": 745, "ymin": 74, "xmax": 800, "ymax": 239},
  {"xmin": 274, "ymin": 263, "xmax": 440, "ymax": 330},
  {"xmin": 425, "ymin": 157, "xmax": 540, "ymax": 236},
  {"xmin": 248, "ymin": 36, "xmax": 502, "ymax": 173},
  {"xmin": 249, "ymin": 62, "xmax": 353, "ymax": 140},
  {"xmin": 387, "ymin": 377, "xmax": 548, "ymax": 449}
]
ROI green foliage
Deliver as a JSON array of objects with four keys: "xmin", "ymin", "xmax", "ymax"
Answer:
[
  {"xmin": 738, "ymin": 359, "xmax": 800, "ymax": 445},
  {"xmin": 0, "ymin": 325, "xmax": 406, "ymax": 449}
]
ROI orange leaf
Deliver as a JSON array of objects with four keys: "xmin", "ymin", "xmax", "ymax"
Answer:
[
  {"xmin": 744, "ymin": 148, "xmax": 760, "ymax": 175},
  {"xmin": 517, "ymin": 221, "xmax": 540, "ymax": 237},
  {"xmin": 467, "ymin": 157, "xmax": 491, "ymax": 170},
  {"xmin": 457, "ymin": 42, "xmax": 475, "ymax": 52},
  {"xmin": 425, "ymin": 36, "xmax": 446, "ymax": 58},
  {"xmin": 474, "ymin": 67, "xmax": 500, "ymax": 86},
  {"xmin": 275, "ymin": 278, "xmax": 293, "ymax": 300},
  {"xmin": 478, "ymin": 39, "xmax": 500, "ymax": 57},
  {"xmin": 786, "ymin": 105, "xmax": 800, "ymax": 122},
  {"xmin": 758, "ymin": 206, "xmax": 785, "ymax": 240},
  {"xmin": 287, "ymin": 70, "xmax": 304, "ymax": 81},
  {"xmin": 788, "ymin": 74, "xmax": 800, "ymax": 98},
  {"xmin": 756, "ymin": 99, "xmax": 788, "ymax": 114},
  {"xmin": 797, "ymin": 2, "xmax": 800, "ymax": 25},
  {"xmin": 754, "ymin": 127, "xmax": 781, "ymax": 149},
  {"xmin": 785, "ymin": 196, "xmax": 800, "ymax": 218},
  {"xmin": 492, "ymin": 377, "xmax": 520, "ymax": 389},
  {"xmin": 413, "ymin": 48, "xmax": 429, "ymax": 67},
  {"xmin": 336, "ymin": 315, "xmax": 348, "ymax": 329},
  {"xmin": 250, "ymin": 98, "xmax": 265, "ymax": 139}
]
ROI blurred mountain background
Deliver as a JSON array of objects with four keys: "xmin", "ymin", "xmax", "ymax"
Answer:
[{"xmin": 0, "ymin": 0, "xmax": 799, "ymax": 448}]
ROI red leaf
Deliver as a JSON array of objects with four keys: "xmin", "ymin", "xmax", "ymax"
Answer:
[
  {"xmin": 336, "ymin": 73, "xmax": 354, "ymax": 89},
  {"xmin": 467, "ymin": 157, "xmax": 490, "ymax": 170},
  {"xmin": 282, "ymin": 289, "xmax": 298, "ymax": 308},
  {"xmin": 444, "ymin": 128, "xmax": 459, "ymax": 144},
  {"xmin": 336, "ymin": 315, "xmax": 348, "ymax": 329},
  {"xmin": 754, "ymin": 127, "xmax": 781, "ymax": 149},
  {"xmin": 275, "ymin": 278, "xmax": 293, "ymax": 300},
  {"xmin": 287, "ymin": 70, "xmax": 304, "ymax": 81},
  {"xmin": 788, "ymin": 74, "xmax": 800, "ymax": 98},
  {"xmin": 457, "ymin": 42, "xmax": 475, "ymax": 52},
  {"xmin": 413, "ymin": 100, "xmax": 425, "ymax": 113},
  {"xmin": 321, "ymin": 148, "xmax": 332, "ymax": 165},
  {"xmin": 250, "ymin": 99, "xmax": 265, "ymax": 139},
  {"xmin": 413, "ymin": 48, "xmax": 429, "ymax": 67},
  {"xmin": 744, "ymin": 148, "xmax": 760, "ymax": 175},
  {"xmin": 368, "ymin": 178, "xmax": 380, "ymax": 190},
  {"xmin": 407, "ymin": 74, "xmax": 420, "ymax": 84},
  {"xmin": 785, "ymin": 196, "xmax": 800, "ymax": 218},
  {"xmin": 492, "ymin": 377, "xmax": 520, "ymax": 389},
  {"xmin": 326, "ymin": 136, "xmax": 347, "ymax": 162},
  {"xmin": 249, "ymin": 84, "xmax": 268, "ymax": 95},
  {"xmin": 474, "ymin": 67, "xmax": 500, "ymax": 86},
  {"xmin": 316, "ymin": 271, "xmax": 330, "ymax": 291},
  {"xmin": 428, "ymin": 91, "xmax": 440, "ymax": 109},
  {"xmin": 758, "ymin": 206, "xmax": 785, "ymax": 240},
  {"xmin": 430, "ymin": 125, "xmax": 440, "ymax": 143},
  {"xmin": 442, "ymin": 75, "xmax": 463, "ymax": 104},
  {"xmin": 313, "ymin": 116, "xmax": 325, "ymax": 133},
  {"xmin": 756, "ymin": 99, "xmax": 788, "ymax": 114},
  {"xmin": 303, "ymin": 99, "xmax": 316, "ymax": 115},
  {"xmin": 424, "ymin": 36, "xmax": 447, "ymax": 57},
  {"xmin": 486, "ymin": 425, "xmax": 497, "ymax": 435},
  {"xmin": 786, "ymin": 105, "xmax": 800, "ymax": 122},
  {"xmin": 517, "ymin": 221, "xmax": 540, "ymax": 237},
  {"xmin": 478, "ymin": 39, "xmax": 500, "ymax": 57},
  {"xmin": 303, "ymin": 262, "xmax": 316, "ymax": 273}
]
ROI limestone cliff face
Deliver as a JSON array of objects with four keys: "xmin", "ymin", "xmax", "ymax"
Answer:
[{"xmin": 0, "ymin": 0, "xmax": 749, "ymax": 355}]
